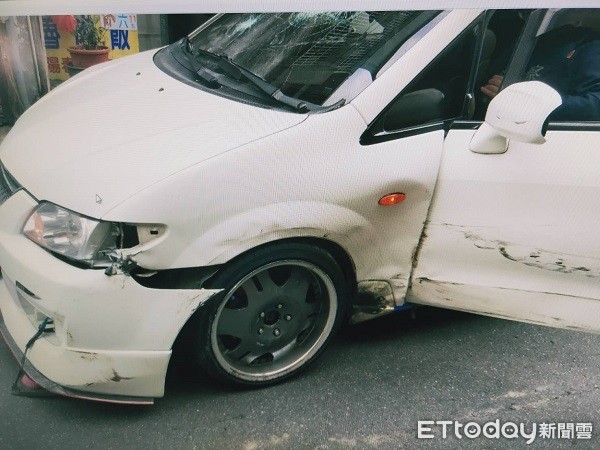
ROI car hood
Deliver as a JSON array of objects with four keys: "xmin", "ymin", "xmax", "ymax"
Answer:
[{"xmin": 0, "ymin": 50, "xmax": 306, "ymax": 218}]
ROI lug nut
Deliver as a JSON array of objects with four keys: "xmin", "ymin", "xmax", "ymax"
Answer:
[
  {"xmin": 277, "ymin": 304, "xmax": 283, "ymax": 309},
  {"xmin": 273, "ymin": 329, "xmax": 281, "ymax": 337},
  {"xmin": 258, "ymin": 328, "xmax": 264, "ymax": 335},
  {"xmin": 260, "ymin": 312, "xmax": 265, "ymax": 318},
  {"xmin": 284, "ymin": 314, "xmax": 292, "ymax": 321}
]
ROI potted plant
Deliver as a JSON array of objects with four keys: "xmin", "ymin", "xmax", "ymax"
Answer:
[{"xmin": 67, "ymin": 15, "xmax": 109, "ymax": 71}]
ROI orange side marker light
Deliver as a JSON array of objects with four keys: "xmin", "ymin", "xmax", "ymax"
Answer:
[{"xmin": 379, "ymin": 193, "xmax": 407, "ymax": 206}]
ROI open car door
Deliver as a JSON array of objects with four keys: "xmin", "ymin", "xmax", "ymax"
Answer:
[{"xmin": 409, "ymin": 9, "xmax": 600, "ymax": 333}]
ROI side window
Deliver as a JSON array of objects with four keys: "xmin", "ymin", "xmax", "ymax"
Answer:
[
  {"xmin": 366, "ymin": 20, "xmax": 480, "ymax": 139},
  {"xmin": 515, "ymin": 9, "xmax": 600, "ymax": 122}
]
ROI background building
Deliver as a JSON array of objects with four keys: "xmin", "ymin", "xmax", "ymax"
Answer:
[{"xmin": 0, "ymin": 13, "xmax": 212, "ymax": 125}]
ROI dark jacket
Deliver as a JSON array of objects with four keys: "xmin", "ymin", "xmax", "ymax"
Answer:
[{"xmin": 525, "ymin": 25, "xmax": 600, "ymax": 121}]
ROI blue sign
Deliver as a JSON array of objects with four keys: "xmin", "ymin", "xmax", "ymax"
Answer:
[{"xmin": 110, "ymin": 30, "xmax": 130, "ymax": 50}]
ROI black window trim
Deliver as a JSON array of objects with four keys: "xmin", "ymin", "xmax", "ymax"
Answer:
[
  {"xmin": 451, "ymin": 120, "xmax": 600, "ymax": 132},
  {"xmin": 361, "ymin": 122, "xmax": 446, "ymax": 145},
  {"xmin": 546, "ymin": 122, "xmax": 600, "ymax": 131},
  {"xmin": 360, "ymin": 11, "xmax": 487, "ymax": 146}
]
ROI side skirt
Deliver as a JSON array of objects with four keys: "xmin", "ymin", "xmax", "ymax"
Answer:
[{"xmin": 407, "ymin": 278, "xmax": 600, "ymax": 334}]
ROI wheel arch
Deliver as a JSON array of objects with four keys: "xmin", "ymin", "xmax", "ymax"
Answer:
[
  {"xmin": 204, "ymin": 236, "xmax": 358, "ymax": 311},
  {"xmin": 169, "ymin": 236, "xmax": 357, "ymax": 363},
  {"xmin": 172, "ymin": 238, "xmax": 353, "ymax": 385},
  {"xmin": 204, "ymin": 237, "xmax": 355, "ymax": 312},
  {"xmin": 128, "ymin": 201, "xmax": 377, "ymax": 276}
]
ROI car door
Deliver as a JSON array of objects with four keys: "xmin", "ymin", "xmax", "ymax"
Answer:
[{"xmin": 409, "ymin": 8, "xmax": 600, "ymax": 333}]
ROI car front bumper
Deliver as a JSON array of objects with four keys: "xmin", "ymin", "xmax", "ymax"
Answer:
[{"xmin": 0, "ymin": 191, "xmax": 221, "ymax": 403}]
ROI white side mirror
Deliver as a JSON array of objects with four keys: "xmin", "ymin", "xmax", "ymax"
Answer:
[{"xmin": 470, "ymin": 81, "xmax": 562, "ymax": 154}]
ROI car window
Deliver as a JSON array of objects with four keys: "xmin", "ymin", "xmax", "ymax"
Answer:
[
  {"xmin": 478, "ymin": 9, "xmax": 600, "ymax": 123},
  {"xmin": 473, "ymin": 10, "xmax": 531, "ymax": 120},
  {"xmin": 365, "ymin": 17, "xmax": 482, "ymax": 140},
  {"xmin": 188, "ymin": 12, "xmax": 440, "ymax": 105}
]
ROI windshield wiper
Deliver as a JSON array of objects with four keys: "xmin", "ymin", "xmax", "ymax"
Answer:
[
  {"xmin": 181, "ymin": 37, "xmax": 221, "ymax": 88},
  {"xmin": 193, "ymin": 47, "xmax": 345, "ymax": 113}
]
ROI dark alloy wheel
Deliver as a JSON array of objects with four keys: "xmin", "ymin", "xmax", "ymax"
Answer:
[{"xmin": 195, "ymin": 243, "xmax": 347, "ymax": 386}]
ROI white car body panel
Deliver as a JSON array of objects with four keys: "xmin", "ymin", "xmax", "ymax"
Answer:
[
  {"xmin": 99, "ymin": 13, "xmax": 482, "ymax": 281},
  {"xmin": 104, "ymin": 105, "xmax": 444, "ymax": 299},
  {"xmin": 410, "ymin": 128, "xmax": 600, "ymax": 332},
  {"xmin": 0, "ymin": 51, "xmax": 307, "ymax": 218}
]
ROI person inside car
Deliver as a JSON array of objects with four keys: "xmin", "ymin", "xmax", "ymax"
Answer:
[{"xmin": 481, "ymin": 24, "xmax": 600, "ymax": 121}]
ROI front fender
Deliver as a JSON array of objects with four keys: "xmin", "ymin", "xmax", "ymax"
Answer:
[{"xmin": 130, "ymin": 201, "xmax": 378, "ymax": 271}]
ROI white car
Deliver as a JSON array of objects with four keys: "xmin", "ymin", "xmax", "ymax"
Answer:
[{"xmin": 1, "ymin": 8, "xmax": 599, "ymax": 404}]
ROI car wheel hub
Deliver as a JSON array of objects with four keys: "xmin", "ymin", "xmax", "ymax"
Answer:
[{"xmin": 262, "ymin": 309, "xmax": 280, "ymax": 326}]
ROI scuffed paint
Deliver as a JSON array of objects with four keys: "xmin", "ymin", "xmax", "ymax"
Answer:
[
  {"xmin": 410, "ymin": 221, "xmax": 429, "ymax": 272},
  {"xmin": 409, "ymin": 220, "xmax": 600, "ymax": 334},
  {"xmin": 462, "ymin": 230, "xmax": 600, "ymax": 277},
  {"xmin": 110, "ymin": 369, "xmax": 133, "ymax": 383},
  {"xmin": 388, "ymin": 275, "xmax": 408, "ymax": 302},
  {"xmin": 350, "ymin": 280, "xmax": 396, "ymax": 324},
  {"xmin": 75, "ymin": 351, "xmax": 99, "ymax": 362}
]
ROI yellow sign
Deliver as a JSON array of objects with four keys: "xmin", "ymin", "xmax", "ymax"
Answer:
[{"xmin": 43, "ymin": 15, "xmax": 139, "ymax": 82}]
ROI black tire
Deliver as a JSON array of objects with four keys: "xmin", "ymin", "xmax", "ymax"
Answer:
[{"xmin": 194, "ymin": 242, "xmax": 346, "ymax": 387}]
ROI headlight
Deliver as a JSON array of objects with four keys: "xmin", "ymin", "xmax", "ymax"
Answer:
[{"xmin": 23, "ymin": 202, "xmax": 119, "ymax": 267}]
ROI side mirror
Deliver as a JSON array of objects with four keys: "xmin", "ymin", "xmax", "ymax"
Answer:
[
  {"xmin": 383, "ymin": 88, "xmax": 445, "ymax": 132},
  {"xmin": 470, "ymin": 81, "xmax": 562, "ymax": 154}
]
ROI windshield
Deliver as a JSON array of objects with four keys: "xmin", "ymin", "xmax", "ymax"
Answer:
[{"xmin": 188, "ymin": 12, "xmax": 433, "ymax": 105}]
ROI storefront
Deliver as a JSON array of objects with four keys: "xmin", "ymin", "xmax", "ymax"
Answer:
[{"xmin": 0, "ymin": 13, "xmax": 211, "ymax": 125}]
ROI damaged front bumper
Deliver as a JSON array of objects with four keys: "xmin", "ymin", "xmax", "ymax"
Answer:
[{"xmin": 0, "ymin": 191, "xmax": 221, "ymax": 403}]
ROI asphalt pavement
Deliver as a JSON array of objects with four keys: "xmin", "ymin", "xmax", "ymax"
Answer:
[{"xmin": 0, "ymin": 307, "xmax": 598, "ymax": 449}]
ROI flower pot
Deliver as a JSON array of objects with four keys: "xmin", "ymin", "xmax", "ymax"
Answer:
[{"xmin": 67, "ymin": 46, "xmax": 109, "ymax": 69}]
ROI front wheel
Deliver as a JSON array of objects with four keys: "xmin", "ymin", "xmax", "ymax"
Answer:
[{"xmin": 195, "ymin": 243, "xmax": 346, "ymax": 386}]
